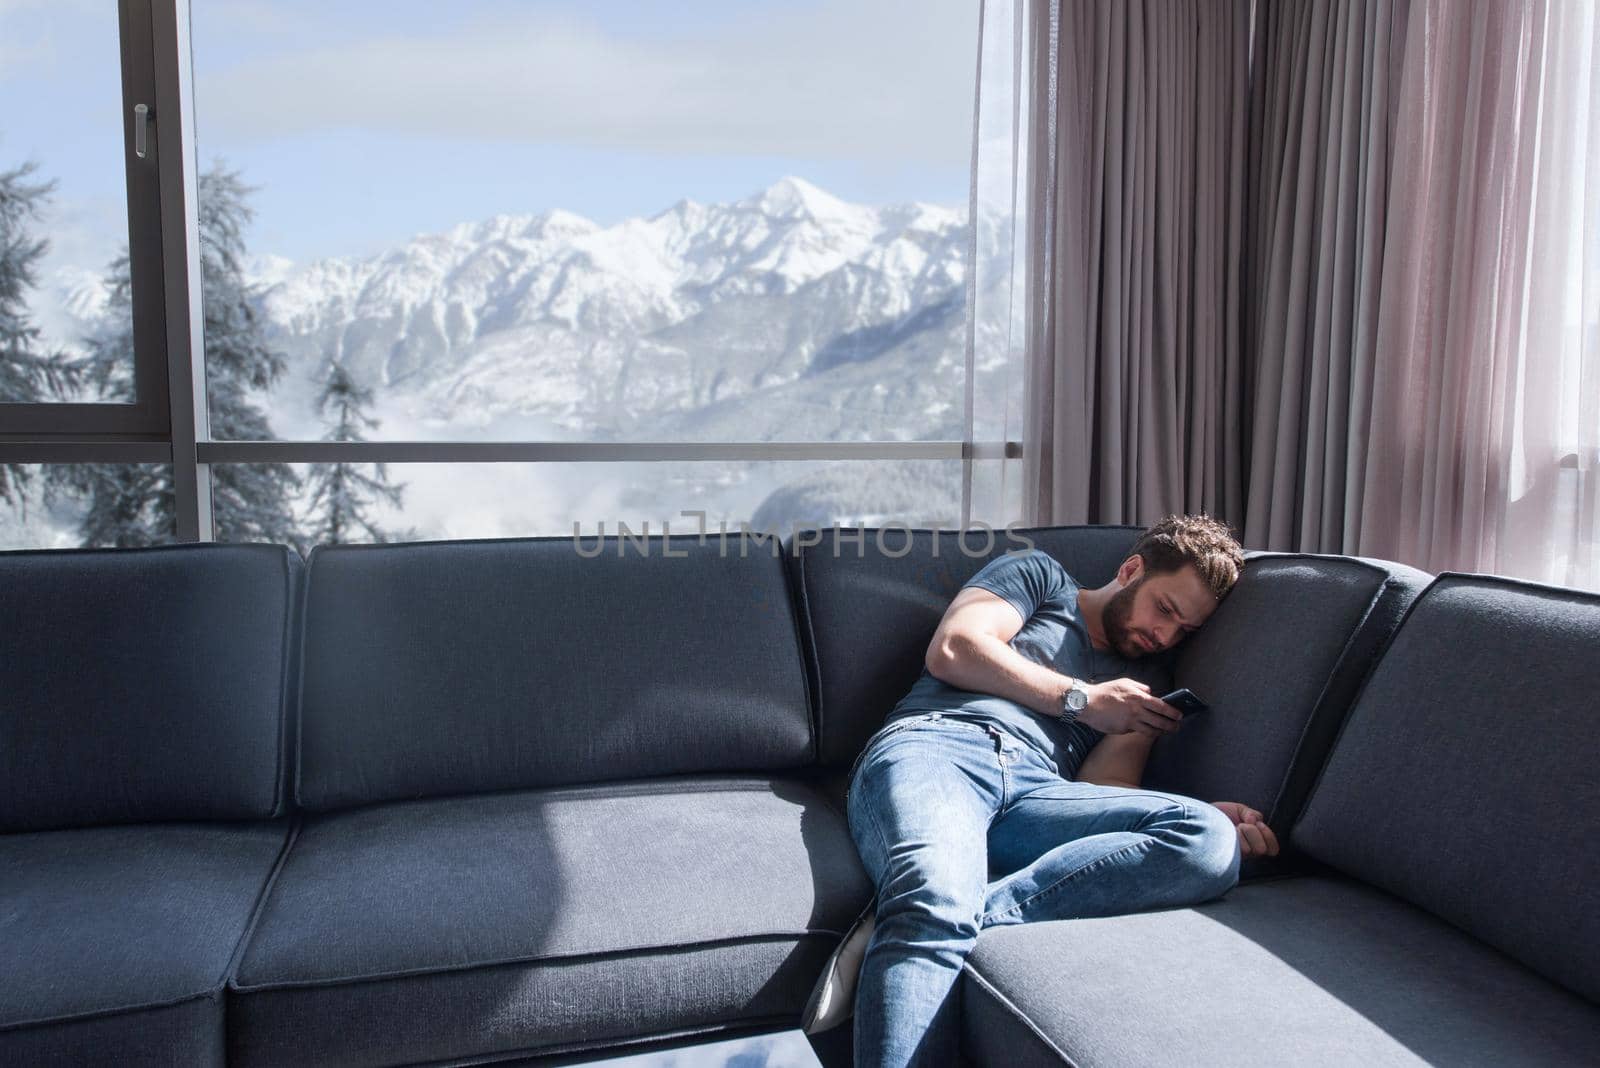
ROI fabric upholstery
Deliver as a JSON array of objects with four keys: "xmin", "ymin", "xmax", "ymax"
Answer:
[
  {"xmin": 229, "ymin": 776, "xmax": 871, "ymax": 1065},
  {"xmin": 0, "ymin": 820, "xmax": 292, "ymax": 1064},
  {"xmin": 0, "ymin": 544, "xmax": 300, "ymax": 831},
  {"xmin": 1143, "ymin": 552, "xmax": 1429, "ymax": 829},
  {"xmin": 962, "ymin": 875, "xmax": 1600, "ymax": 1068},
  {"xmin": 230, "ymin": 938, "xmax": 829, "ymax": 1067},
  {"xmin": 787, "ymin": 525, "xmax": 1147, "ymax": 768},
  {"xmin": 1295, "ymin": 574, "xmax": 1600, "ymax": 1003},
  {"xmin": 296, "ymin": 535, "xmax": 813, "ymax": 811},
  {"xmin": 0, "ymin": 999, "xmax": 226, "ymax": 1068}
]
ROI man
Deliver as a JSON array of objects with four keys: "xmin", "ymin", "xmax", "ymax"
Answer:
[{"xmin": 805, "ymin": 515, "xmax": 1278, "ymax": 1068}]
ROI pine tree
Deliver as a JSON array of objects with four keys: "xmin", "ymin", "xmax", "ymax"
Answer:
[
  {"xmin": 196, "ymin": 166, "xmax": 301, "ymax": 544},
  {"xmin": 55, "ymin": 164, "xmax": 301, "ymax": 545},
  {"xmin": 300, "ymin": 359, "xmax": 411, "ymax": 548},
  {"xmin": 1, "ymin": 162, "xmax": 82, "ymax": 507},
  {"xmin": 53, "ymin": 255, "xmax": 179, "ymax": 545}
]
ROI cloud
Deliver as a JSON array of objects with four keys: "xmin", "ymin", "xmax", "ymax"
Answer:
[{"xmin": 195, "ymin": 0, "xmax": 977, "ymax": 165}]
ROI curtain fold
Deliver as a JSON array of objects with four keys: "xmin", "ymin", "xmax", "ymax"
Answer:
[
  {"xmin": 1021, "ymin": 0, "xmax": 1598, "ymax": 588},
  {"xmin": 1239, "ymin": 0, "xmax": 1599, "ymax": 586},
  {"xmin": 1024, "ymin": 0, "xmax": 1251, "ymax": 526},
  {"xmin": 1383, "ymin": 0, "xmax": 1598, "ymax": 587},
  {"xmin": 1241, "ymin": 0, "xmax": 1409, "ymax": 552}
]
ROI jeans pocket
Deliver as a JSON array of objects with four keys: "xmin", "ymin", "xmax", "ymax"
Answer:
[{"xmin": 846, "ymin": 714, "xmax": 936, "ymax": 798}]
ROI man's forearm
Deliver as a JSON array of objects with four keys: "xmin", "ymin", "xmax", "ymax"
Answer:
[{"xmin": 926, "ymin": 630, "xmax": 1074, "ymax": 719}]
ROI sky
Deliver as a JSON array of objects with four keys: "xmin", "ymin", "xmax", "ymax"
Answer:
[{"xmin": 1, "ymin": 0, "xmax": 979, "ymax": 272}]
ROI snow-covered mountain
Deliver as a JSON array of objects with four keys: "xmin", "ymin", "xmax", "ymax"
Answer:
[
  {"xmin": 17, "ymin": 178, "xmax": 1005, "ymax": 545},
  {"xmin": 257, "ymin": 176, "xmax": 973, "ymax": 446}
]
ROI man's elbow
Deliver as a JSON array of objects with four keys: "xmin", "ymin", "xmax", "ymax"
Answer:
[{"xmin": 924, "ymin": 631, "xmax": 967, "ymax": 681}]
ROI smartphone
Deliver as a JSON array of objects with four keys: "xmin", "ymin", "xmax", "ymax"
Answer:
[{"xmin": 1159, "ymin": 688, "xmax": 1210, "ymax": 716}]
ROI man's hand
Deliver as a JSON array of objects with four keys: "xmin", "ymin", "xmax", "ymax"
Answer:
[
  {"xmin": 1210, "ymin": 802, "xmax": 1280, "ymax": 858},
  {"xmin": 1079, "ymin": 678, "xmax": 1182, "ymax": 737}
]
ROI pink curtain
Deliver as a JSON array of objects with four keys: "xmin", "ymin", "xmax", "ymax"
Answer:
[
  {"xmin": 1357, "ymin": 0, "xmax": 1546, "ymax": 570},
  {"xmin": 1357, "ymin": 0, "xmax": 1599, "ymax": 589},
  {"xmin": 1023, "ymin": 0, "xmax": 1600, "ymax": 588}
]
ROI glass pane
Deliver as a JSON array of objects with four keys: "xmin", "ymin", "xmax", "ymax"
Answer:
[
  {"xmin": 1, "ymin": 464, "xmax": 177, "ymax": 549},
  {"xmin": 0, "ymin": 7, "xmax": 135, "ymax": 405},
  {"xmin": 211, "ymin": 459, "xmax": 963, "ymax": 546},
  {"xmin": 190, "ymin": 2, "xmax": 980, "ymax": 443}
]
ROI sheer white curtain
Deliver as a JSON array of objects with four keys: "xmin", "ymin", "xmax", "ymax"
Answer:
[
  {"xmin": 1357, "ymin": 0, "xmax": 1600, "ymax": 590},
  {"xmin": 964, "ymin": 0, "xmax": 1031, "ymax": 528},
  {"xmin": 1500, "ymin": 0, "xmax": 1600, "ymax": 588}
]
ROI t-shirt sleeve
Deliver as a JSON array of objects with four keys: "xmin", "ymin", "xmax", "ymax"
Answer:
[{"xmin": 961, "ymin": 549, "xmax": 1071, "ymax": 625}]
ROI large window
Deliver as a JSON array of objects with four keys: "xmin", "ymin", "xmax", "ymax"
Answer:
[{"xmin": 1, "ymin": 1, "xmax": 1012, "ymax": 550}]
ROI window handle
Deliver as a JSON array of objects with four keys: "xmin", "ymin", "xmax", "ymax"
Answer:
[{"xmin": 134, "ymin": 103, "xmax": 151, "ymax": 159}]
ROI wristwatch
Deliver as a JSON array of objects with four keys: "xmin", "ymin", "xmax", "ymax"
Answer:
[{"xmin": 1059, "ymin": 677, "xmax": 1089, "ymax": 724}]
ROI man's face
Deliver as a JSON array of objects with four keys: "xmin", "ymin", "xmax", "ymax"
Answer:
[{"xmin": 1103, "ymin": 562, "xmax": 1219, "ymax": 659}]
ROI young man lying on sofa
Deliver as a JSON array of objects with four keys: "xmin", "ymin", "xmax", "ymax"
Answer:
[{"xmin": 805, "ymin": 514, "xmax": 1279, "ymax": 1068}]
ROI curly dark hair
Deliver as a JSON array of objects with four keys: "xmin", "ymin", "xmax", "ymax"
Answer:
[{"xmin": 1130, "ymin": 514, "xmax": 1245, "ymax": 600}]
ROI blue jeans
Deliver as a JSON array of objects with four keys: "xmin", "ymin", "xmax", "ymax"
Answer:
[{"xmin": 846, "ymin": 712, "xmax": 1241, "ymax": 1068}]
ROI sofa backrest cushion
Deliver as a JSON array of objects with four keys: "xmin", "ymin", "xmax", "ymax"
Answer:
[
  {"xmin": 788, "ymin": 525, "xmax": 1147, "ymax": 768},
  {"xmin": 1142, "ymin": 553, "xmax": 1430, "ymax": 830},
  {"xmin": 296, "ymin": 535, "xmax": 813, "ymax": 811},
  {"xmin": 1294, "ymin": 574, "xmax": 1600, "ymax": 1003},
  {"xmin": 0, "ymin": 544, "xmax": 300, "ymax": 832}
]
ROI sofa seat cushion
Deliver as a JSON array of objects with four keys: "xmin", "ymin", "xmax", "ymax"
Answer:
[
  {"xmin": 0, "ymin": 821, "xmax": 292, "ymax": 1064},
  {"xmin": 228, "ymin": 776, "xmax": 872, "ymax": 1066},
  {"xmin": 961, "ymin": 875, "xmax": 1600, "ymax": 1068}
]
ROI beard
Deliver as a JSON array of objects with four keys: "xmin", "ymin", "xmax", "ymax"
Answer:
[{"xmin": 1103, "ymin": 576, "xmax": 1149, "ymax": 658}]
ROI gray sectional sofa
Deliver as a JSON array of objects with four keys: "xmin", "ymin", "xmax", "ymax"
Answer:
[{"xmin": 2, "ymin": 526, "xmax": 1596, "ymax": 1066}]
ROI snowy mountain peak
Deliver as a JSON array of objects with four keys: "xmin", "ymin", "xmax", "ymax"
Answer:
[
  {"xmin": 450, "ymin": 209, "xmax": 598, "ymax": 246},
  {"xmin": 528, "ymin": 208, "xmax": 600, "ymax": 240},
  {"xmin": 251, "ymin": 179, "xmax": 978, "ymax": 441},
  {"xmin": 748, "ymin": 176, "xmax": 857, "ymax": 221}
]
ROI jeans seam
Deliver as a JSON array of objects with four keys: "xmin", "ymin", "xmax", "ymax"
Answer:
[
  {"xmin": 1009, "ymin": 785, "xmax": 1196, "ymax": 809},
  {"xmin": 856, "ymin": 768, "xmax": 894, "ymax": 884},
  {"xmin": 1001, "ymin": 754, "xmax": 1010, "ymax": 808},
  {"xmin": 980, "ymin": 837, "xmax": 1156, "ymax": 924}
]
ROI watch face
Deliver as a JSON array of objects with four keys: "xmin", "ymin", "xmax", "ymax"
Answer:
[{"xmin": 1067, "ymin": 688, "xmax": 1088, "ymax": 712}]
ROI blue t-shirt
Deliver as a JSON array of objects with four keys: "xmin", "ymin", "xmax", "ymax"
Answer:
[{"xmin": 886, "ymin": 549, "xmax": 1167, "ymax": 780}]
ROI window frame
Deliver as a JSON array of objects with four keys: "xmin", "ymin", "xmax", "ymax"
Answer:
[{"xmin": 0, "ymin": 0, "xmax": 174, "ymax": 440}]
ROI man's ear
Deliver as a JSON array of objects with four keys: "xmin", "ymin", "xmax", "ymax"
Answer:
[{"xmin": 1116, "ymin": 554, "xmax": 1144, "ymax": 586}]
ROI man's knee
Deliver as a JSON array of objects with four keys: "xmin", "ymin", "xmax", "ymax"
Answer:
[
  {"xmin": 1136, "ymin": 791, "xmax": 1240, "ymax": 897},
  {"xmin": 1184, "ymin": 799, "xmax": 1242, "ymax": 896}
]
